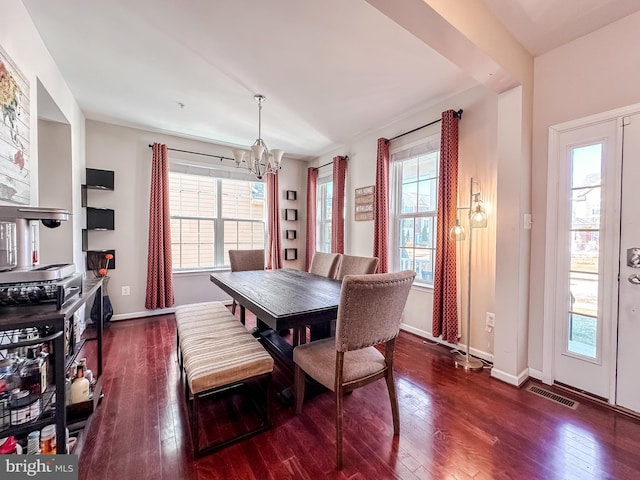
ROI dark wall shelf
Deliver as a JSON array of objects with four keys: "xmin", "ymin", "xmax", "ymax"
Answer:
[{"xmin": 83, "ymin": 168, "xmax": 115, "ymax": 253}]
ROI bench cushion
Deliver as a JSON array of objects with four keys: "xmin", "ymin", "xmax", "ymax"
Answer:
[{"xmin": 176, "ymin": 302, "xmax": 273, "ymax": 395}]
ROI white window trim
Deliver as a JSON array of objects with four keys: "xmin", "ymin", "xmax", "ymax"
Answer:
[
  {"xmin": 316, "ymin": 173, "xmax": 332, "ymax": 253},
  {"xmin": 390, "ymin": 133, "xmax": 441, "ymax": 287},
  {"xmin": 169, "ymin": 160, "xmax": 266, "ymax": 271}
]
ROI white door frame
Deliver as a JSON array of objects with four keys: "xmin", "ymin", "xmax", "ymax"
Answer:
[{"xmin": 542, "ymin": 102, "xmax": 640, "ymax": 403}]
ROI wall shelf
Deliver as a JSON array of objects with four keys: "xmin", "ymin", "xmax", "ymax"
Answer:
[{"xmin": 82, "ymin": 168, "xmax": 115, "ymax": 253}]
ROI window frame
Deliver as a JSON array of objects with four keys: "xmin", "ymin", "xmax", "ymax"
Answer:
[
  {"xmin": 168, "ymin": 166, "xmax": 266, "ymax": 272},
  {"xmin": 316, "ymin": 174, "xmax": 333, "ymax": 253},
  {"xmin": 390, "ymin": 133, "xmax": 441, "ymax": 287}
]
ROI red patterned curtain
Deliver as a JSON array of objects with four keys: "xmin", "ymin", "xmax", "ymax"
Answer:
[
  {"xmin": 374, "ymin": 138, "xmax": 390, "ymax": 273},
  {"xmin": 305, "ymin": 167, "xmax": 318, "ymax": 271},
  {"xmin": 266, "ymin": 172, "xmax": 282, "ymax": 270},
  {"xmin": 331, "ymin": 156, "xmax": 347, "ymax": 254},
  {"xmin": 432, "ymin": 110, "xmax": 460, "ymax": 343},
  {"xmin": 145, "ymin": 143, "xmax": 174, "ymax": 309}
]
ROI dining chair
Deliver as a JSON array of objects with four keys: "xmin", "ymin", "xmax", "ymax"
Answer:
[
  {"xmin": 309, "ymin": 251, "xmax": 342, "ymax": 278},
  {"xmin": 334, "ymin": 254, "xmax": 379, "ymax": 280},
  {"xmin": 293, "ymin": 270, "xmax": 416, "ymax": 470},
  {"xmin": 228, "ymin": 249, "xmax": 265, "ymax": 315}
]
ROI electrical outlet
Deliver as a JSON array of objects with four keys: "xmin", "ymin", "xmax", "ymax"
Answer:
[
  {"xmin": 122, "ymin": 286, "xmax": 130, "ymax": 296},
  {"xmin": 486, "ymin": 312, "xmax": 495, "ymax": 327}
]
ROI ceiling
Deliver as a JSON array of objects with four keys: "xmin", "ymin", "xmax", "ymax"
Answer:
[{"xmin": 23, "ymin": 0, "xmax": 640, "ymax": 161}]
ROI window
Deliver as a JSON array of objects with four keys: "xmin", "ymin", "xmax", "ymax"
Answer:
[
  {"xmin": 391, "ymin": 136, "xmax": 440, "ymax": 285},
  {"xmin": 567, "ymin": 143, "xmax": 602, "ymax": 359},
  {"xmin": 316, "ymin": 176, "xmax": 333, "ymax": 253},
  {"xmin": 169, "ymin": 170, "xmax": 265, "ymax": 270}
]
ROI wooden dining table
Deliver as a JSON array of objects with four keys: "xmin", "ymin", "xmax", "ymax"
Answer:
[{"xmin": 209, "ymin": 268, "xmax": 342, "ymax": 372}]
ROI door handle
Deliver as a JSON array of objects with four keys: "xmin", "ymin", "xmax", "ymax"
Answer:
[{"xmin": 629, "ymin": 274, "xmax": 640, "ymax": 285}]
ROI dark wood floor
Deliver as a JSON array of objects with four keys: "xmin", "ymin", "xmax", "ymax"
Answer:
[{"xmin": 78, "ymin": 310, "xmax": 640, "ymax": 480}]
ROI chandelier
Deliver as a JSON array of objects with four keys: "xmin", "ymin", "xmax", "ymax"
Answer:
[{"xmin": 231, "ymin": 94, "xmax": 284, "ymax": 180}]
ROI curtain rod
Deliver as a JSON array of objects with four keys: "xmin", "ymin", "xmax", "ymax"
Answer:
[
  {"xmin": 387, "ymin": 109, "xmax": 463, "ymax": 143},
  {"xmin": 148, "ymin": 144, "xmax": 235, "ymax": 163},
  {"xmin": 312, "ymin": 155, "xmax": 349, "ymax": 171}
]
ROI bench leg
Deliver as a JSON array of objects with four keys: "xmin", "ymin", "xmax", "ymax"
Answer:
[
  {"xmin": 188, "ymin": 373, "xmax": 272, "ymax": 458},
  {"xmin": 192, "ymin": 390, "xmax": 200, "ymax": 457}
]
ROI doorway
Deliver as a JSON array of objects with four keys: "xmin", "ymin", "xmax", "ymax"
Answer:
[{"xmin": 544, "ymin": 104, "xmax": 640, "ymax": 413}]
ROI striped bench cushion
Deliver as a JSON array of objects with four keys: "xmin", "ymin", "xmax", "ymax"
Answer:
[{"xmin": 176, "ymin": 302, "xmax": 273, "ymax": 395}]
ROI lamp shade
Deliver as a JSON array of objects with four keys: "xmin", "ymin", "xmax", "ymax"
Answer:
[
  {"xmin": 232, "ymin": 149, "xmax": 246, "ymax": 167},
  {"xmin": 449, "ymin": 219, "xmax": 466, "ymax": 240},
  {"xmin": 270, "ymin": 149, "xmax": 284, "ymax": 168},
  {"xmin": 470, "ymin": 205, "xmax": 487, "ymax": 228}
]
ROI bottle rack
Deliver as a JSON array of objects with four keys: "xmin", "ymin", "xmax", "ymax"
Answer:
[{"xmin": 0, "ymin": 278, "xmax": 104, "ymax": 455}]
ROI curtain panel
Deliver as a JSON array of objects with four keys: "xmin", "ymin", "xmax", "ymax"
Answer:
[
  {"xmin": 331, "ymin": 156, "xmax": 347, "ymax": 254},
  {"xmin": 266, "ymin": 172, "xmax": 282, "ymax": 270},
  {"xmin": 145, "ymin": 142, "xmax": 175, "ymax": 310},
  {"xmin": 374, "ymin": 138, "xmax": 390, "ymax": 273},
  {"xmin": 432, "ymin": 110, "xmax": 460, "ymax": 343},
  {"xmin": 305, "ymin": 168, "xmax": 318, "ymax": 271}
]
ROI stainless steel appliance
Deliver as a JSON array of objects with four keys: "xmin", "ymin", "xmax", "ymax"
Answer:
[{"xmin": 0, "ymin": 206, "xmax": 76, "ymax": 286}]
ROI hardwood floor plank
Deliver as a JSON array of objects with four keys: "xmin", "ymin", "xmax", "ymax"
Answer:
[{"xmin": 77, "ymin": 311, "xmax": 640, "ymax": 479}]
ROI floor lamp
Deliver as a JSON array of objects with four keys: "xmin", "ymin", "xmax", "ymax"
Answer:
[{"xmin": 450, "ymin": 177, "xmax": 487, "ymax": 371}]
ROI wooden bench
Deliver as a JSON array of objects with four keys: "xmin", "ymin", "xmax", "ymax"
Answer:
[{"xmin": 175, "ymin": 302, "xmax": 274, "ymax": 457}]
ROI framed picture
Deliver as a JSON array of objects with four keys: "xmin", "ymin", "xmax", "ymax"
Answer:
[
  {"xmin": 355, "ymin": 185, "xmax": 375, "ymax": 221},
  {"xmin": 286, "ymin": 190, "xmax": 297, "ymax": 201},
  {"xmin": 0, "ymin": 45, "xmax": 31, "ymax": 204},
  {"xmin": 285, "ymin": 229, "xmax": 297, "ymax": 240},
  {"xmin": 285, "ymin": 248, "xmax": 298, "ymax": 261},
  {"xmin": 285, "ymin": 209, "xmax": 298, "ymax": 221}
]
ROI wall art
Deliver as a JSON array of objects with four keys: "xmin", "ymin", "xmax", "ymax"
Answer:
[{"xmin": 0, "ymin": 45, "xmax": 30, "ymax": 204}]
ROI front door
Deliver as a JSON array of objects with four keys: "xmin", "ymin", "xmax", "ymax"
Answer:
[{"xmin": 616, "ymin": 113, "xmax": 640, "ymax": 413}]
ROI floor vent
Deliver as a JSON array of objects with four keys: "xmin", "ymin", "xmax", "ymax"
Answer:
[{"xmin": 526, "ymin": 384, "xmax": 579, "ymax": 409}]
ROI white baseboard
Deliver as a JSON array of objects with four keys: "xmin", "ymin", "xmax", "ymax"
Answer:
[
  {"xmin": 111, "ymin": 307, "xmax": 176, "ymax": 321},
  {"xmin": 528, "ymin": 368, "xmax": 543, "ymax": 381},
  {"xmin": 491, "ymin": 367, "xmax": 530, "ymax": 387},
  {"xmin": 400, "ymin": 323, "xmax": 494, "ymax": 363},
  {"xmin": 110, "ymin": 299, "xmax": 234, "ymax": 322}
]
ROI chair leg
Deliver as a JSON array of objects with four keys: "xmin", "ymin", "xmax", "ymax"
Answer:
[
  {"xmin": 385, "ymin": 369, "xmax": 400, "ymax": 435},
  {"xmin": 294, "ymin": 365, "xmax": 306, "ymax": 414},
  {"xmin": 232, "ymin": 299, "xmax": 237, "ymax": 315},
  {"xmin": 336, "ymin": 387, "xmax": 344, "ymax": 470}
]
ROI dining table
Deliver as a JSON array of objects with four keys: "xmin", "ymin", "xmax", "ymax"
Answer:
[{"xmin": 209, "ymin": 268, "xmax": 342, "ymax": 373}]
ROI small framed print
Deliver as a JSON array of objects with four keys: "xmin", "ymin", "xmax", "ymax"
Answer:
[
  {"xmin": 285, "ymin": 248, "xmax": 298, "ymax": 260},
  {"xmin": 285, "ymin": 229, "xmax": 297, "ymax": 240},
  {"xmin": 355, "ymin": 185, "xmax": 375, "ymax": 221},
  {"xmin": 286, "ymin": 190, "xmax": 297, "ymax": 201},
  {"xmin": 285, "ymin": 209, "xmax": 298, "ymax": 221}
]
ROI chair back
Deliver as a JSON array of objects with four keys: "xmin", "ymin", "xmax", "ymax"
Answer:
[
  {"xmin": 334, "ymin": 255, "xmax": 379, "ymax": 280},
  {"xmin": 309, "ymin": 252, "xmax": 342, "ymax": 278},
  {"xmin": 335, "ymin": 270, "xmax": 415, "ymax": 352},
  {"xmin": 229, "ymin": 249, "xmax": 265, "ymax": 272}
]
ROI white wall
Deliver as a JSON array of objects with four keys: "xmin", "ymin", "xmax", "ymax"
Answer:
[
  {"xmin": 37, "ymin": 119, "xmax": 73, "ymax": 265},
  {"xmin": 85, "ymin": 120, "xmax": 306, "ymax": 319},
  {"xmin": 311, "ymin": 85, "xmax": 498, "ymax": 358},
  {"xmin": 529, "ymin": 11, "xmax": 640, "ymax": 372},
  {"xmin": 0, "ymin": 0, "xmax": 86, "ymax": 270}
]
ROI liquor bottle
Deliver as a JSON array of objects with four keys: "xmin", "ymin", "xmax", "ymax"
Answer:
[
  {"xmin": 19, "ymin": 348, "xmax": 43, "ymax": 395},
  {"xmin": 70, "ymin": 365, "xmax": 90, "ymax": 404}
]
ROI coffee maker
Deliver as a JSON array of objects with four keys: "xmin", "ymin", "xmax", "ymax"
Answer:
[{"xmin": 0, "ymin": 205, "xmax": 76, "ymax": 284}]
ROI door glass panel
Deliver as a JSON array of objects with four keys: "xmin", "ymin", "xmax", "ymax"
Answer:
[{"xmin": 567, "ymin": 144, "xmax": 602, "ymax": 359}]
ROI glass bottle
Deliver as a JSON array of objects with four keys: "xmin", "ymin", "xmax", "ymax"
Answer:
[
  {"xmin": 70, "ymin": 365, "xmax": 90, "ymax": 404},
  {"xmin": 19, "ymin": 347, "xmax": 43, "ymax": 395}
]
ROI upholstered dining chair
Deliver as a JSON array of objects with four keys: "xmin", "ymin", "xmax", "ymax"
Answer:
[
  {"xmin": 228, "ymin": 249, "xmax": 265, "ymax": 315},
  {"xmin": 309, "ymin": 251, "xmax": 342, "ymax": 278},
  {"xmin": 334, "ymin": 254, "xmax": 379, "ymax": 280},
  {"xmin": 293, "ymin": 270, "xmax": 416, "ymax": 470}
]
